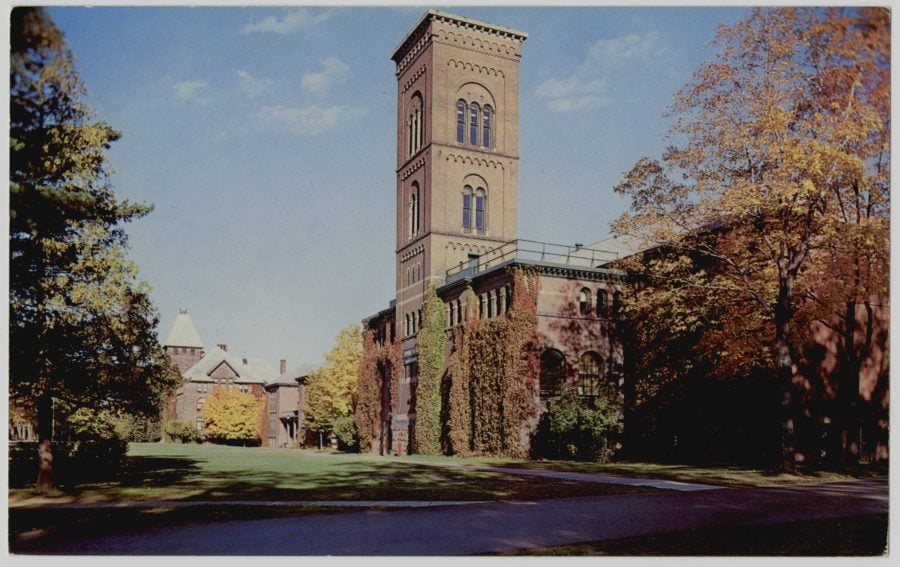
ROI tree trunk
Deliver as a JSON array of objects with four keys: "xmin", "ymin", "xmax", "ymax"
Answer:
[
  {"xmin": 773, "ymin": 301, "xmax": 798, "ymax": 471},
  {"xmin": 36, "ymin": 395, "xmax": 54, "ymax": 491},
  {"xmin": 839, "ymin": 301, "xmax": 873, "ymax": 470}
]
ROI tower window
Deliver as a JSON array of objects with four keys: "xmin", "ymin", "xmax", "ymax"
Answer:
[
  {"xmin": 475, "ymin": 189, "xmax": 485, "ymax": 234},
  {"xmin": 408, "ymin": 183, "xmax": 420, "ymax": 239},
  {"xmin": 462, "ymin": 186, "xmax": 473, "ymax": 231},
  {"xmin": 482, "ymin": 105, "xmax": 493, "ymax": 148},
  {"xmin": 469, "ymin": 102, "xmax": 480, "ymax": 145},
  {"xmin": 456, "ymin": 100, "xmax": 466, "ymax": 143}
]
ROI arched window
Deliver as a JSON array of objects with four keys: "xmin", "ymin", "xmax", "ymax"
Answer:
[
  {"xmin": 475, "ymin": 188, "xmax": 486, "ymax": 234},
  {"xmin": 456, "ymin": 100, "xmax": 466, "ymax": 143},
  {"xmin": 456, "ymin": 299, "xmax": 463, "ymax": 322},
  {"xmin": 462, "ymin": 186, "xmax": 473, "ymax": 231},
  {"xmin": 469, "ymin": 102, "xmax": 480, "ymax": 145},
  {"xmin": 578, "ymin": 352, "xmax": 603, "ymax": 397},
  {"xmin": 597, "ymin": 289, "xmax": 608, "ymax": 318},
  {"xmin": 612, "ymin": 291, "xmax": 622, "ymax": 317},
  {"xmin": 539, "ymin": 349, "xmax": 565, "ymax": 399},
  {"xmin": 579, "ymin": 288, "xmax": 592, "ymax": 316},
  {"xmin": 408, "ymin": 183, "xmax": 420, "ymax": 238},
  {"xmin": 482, "ymin": 105, "xmax": 493, "ymax": 148},
  {"xmin": 409, "ymin": 93, "xmax": 423, "ymax": 156}
]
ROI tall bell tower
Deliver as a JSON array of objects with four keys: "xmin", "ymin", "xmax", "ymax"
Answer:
[{"xmin": 391, "ymin": 10, "xmax": 527, "ymax": 342}]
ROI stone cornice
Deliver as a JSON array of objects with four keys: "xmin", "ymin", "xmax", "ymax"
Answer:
[{"xmin": 393, "ymin": 11, "xmax": 526, "ymax": 75}]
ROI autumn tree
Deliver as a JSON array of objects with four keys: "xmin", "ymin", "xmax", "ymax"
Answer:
[
  {"xmin": 9, "ymin": 7, "xmax": 179, "ymax": 488},
  {"xmin": 201, "ymin": 388, "xmax": 264, "ymax": 445},
  {"xmin": 413, "ymin": 284, "xmax": 446, "ymax": 455},
  {"xmin": 613, "ymin": 8, "xmax": 889, "ymax": 469},
  {"xmin": 303, "ymin": 325, "xmax": 364, "ymax": 444}
]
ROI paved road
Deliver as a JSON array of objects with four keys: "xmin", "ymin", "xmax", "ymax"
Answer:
[{"xmin": 15, "ymin": 477, "xmax": 887, "ymax": 555}]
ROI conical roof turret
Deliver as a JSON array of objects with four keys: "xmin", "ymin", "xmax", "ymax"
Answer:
[{"xmin": 163, "ymin": 309, "xmax": 204, "ymax": 348}]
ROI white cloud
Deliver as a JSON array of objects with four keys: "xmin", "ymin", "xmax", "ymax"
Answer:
[
  {"xmin": 301, "ymin": 57, "xmax": 350, "ymax": 97},
  {"xmin": 257, "ymin": 104, "xmax": 367, "ymax": 136},
  {"xmin": 173, "ymin": 81, "xmax": 211, "ymax": 105},
  {"xmin": 536, "ymin": 30, "xmax": 671, "ymax": 113},
  {"xmin": 236, "ymin": 70, "xmax": 274, "ymax": 98},
  {"xmin": 589, "ymin": 31, "xmax": 666, "ymax": 64},
  {"xmin": 536, "ymin": 76, "xmax": 611, "ymax": 113},
  {"xmin": 548, "ymin": 95, "xmax": 613, "ymax": 112},
  {"xmin": 241, "ymin": 9, "xmax": 331, "ymax": 35}
]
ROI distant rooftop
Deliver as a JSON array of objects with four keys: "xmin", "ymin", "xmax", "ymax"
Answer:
[{"xmin": 163, "ymin": 311, "xmax": 204, "ymax": 348}]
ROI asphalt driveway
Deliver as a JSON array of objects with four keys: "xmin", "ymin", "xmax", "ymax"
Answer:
[{"xmin": 13, "ymin": 477, "xmax": 887, "ymax": 555}]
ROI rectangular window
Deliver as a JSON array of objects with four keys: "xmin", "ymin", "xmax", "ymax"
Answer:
[
  {"xmin": 462, "ymin": 193, "xmax": 472, "ymax": 231},
  {"xmin": 475, "ymin": 194, "xmax": 485, "ymax": 233}
]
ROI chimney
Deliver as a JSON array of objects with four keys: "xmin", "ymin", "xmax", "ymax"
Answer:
[
  {"xmin": 280, "ymin": 359, "xmax": 287, "ymax": 375},
  {"xmin": 242, "ymin": 357, "xmax": 248, "ymax": 365},
  {"xmin": 217, "ymin": 343, "xmax": 227, "ymax": 352}
]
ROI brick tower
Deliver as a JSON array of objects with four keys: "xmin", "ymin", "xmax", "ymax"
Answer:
[
  {"xmin": 390, "ymin": 11, "xmax": 527, "ymax": 451},
  {"xmin": 162, "ymin": 309, "xmax": 204, "ymax": 374}
]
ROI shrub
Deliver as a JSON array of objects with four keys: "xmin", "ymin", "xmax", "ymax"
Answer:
[
  {"xmin": 164, "ymin": 419, "xmax": 200, "ymax": 444},
  {"xmin": 333, "ymin": 414, "xmax": 359, "ymax": 452},
  {"xmin": 531, "ymin": 386, "xmax": 622, "ymax": 462},
  {"xmin": 202, "ymin": 388, "xmax": 264, "ymax": 446}
]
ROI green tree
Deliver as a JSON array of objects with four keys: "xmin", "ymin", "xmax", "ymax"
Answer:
[
  {"xmin": 303, "ymin": 325, "xmax": 363, "ymax": 439},
  {"xmin": 9, "ymin": 7, "xmax": 179, "ymax": 488},
  {"xmin": 201, "ymin": 388, "xmax": 264, "ymax": 445},
  {"xmin": 413, "ymin": 285, "xmax": 447, "ymax": 455},
  {"xmin": 612, "ymin": 8, "xmax": 889, "ymax": 469}
]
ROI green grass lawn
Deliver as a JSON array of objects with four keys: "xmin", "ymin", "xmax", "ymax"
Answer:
[
  {"xmin": 495, "ymin": 514, "xmax": 889, "ymax": 556},
  {"xmin": 8, "ymin": 442, "xmax": 654, "ymax": 506}
]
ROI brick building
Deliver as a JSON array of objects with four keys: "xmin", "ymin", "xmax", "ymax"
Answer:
[
  {"xmin": 265, "ymin": 362, "xmax": 321, "ymax": 448},
  {"xmin": 163, "ymin": 311, "xmax": 278, "ymax": 436},
  {"xmin": 362, "ymin": 11, "xmax": 628, "ymax": 456}
]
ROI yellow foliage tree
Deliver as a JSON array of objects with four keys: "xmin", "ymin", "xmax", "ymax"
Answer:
[
  {"xmin": 201, "ymin": 387, "xmax": 264, "ymax": 446},
  {"xmin": 303, "ymin": 325, "xmax": 364, "ymax": 439}
]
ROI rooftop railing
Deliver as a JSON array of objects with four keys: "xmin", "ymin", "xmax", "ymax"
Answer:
[{"xmin": 445, "ymin": 239, "xmax": 620, "ymax": 284}]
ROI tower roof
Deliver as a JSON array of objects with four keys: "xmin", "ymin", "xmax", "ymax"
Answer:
[
  {"xmin": 391, "ymin": 9, "xmax": 528, "ymax": 63},
  {"xmin": 163, "ymin": 311, "xmax": 204, "ymax": 348}
]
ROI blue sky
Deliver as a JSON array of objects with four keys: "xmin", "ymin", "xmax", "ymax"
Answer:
[{"xmin": 46, "ymin": 5, "xmax": 748, "ymax": 370}]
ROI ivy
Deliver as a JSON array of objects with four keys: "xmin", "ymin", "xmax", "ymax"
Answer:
[
  {"xmin": 355, "ymin": 330, "xmax": 382, "ymax": 453},
  {"xmin": 413, "ymin": 284, "xmax": 447, "ymax": 455},
  {"xmin": 446, "ymin": 268, "xmax": 541, "ymax": 458},
  {"xmin": 354, "ymin": 329, "xmax": 402, "ymax": 454}
]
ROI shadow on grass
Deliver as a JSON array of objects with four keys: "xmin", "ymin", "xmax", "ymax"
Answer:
[{"xmin": 11, "ymin": 451, "xmax": 655, "ymax": 505}]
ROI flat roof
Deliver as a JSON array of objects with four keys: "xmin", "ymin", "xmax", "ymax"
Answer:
[{"xmin": 391, "ymin": 9, "xmax": 528, "ymax": 62}]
